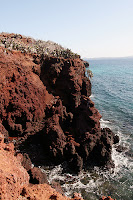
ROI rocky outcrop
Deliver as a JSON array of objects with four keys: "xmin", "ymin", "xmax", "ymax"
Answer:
[
  {"xmin": 0, "ymin": 132, "xmax": 117, "ymax": 199},
  {"xmin": 0, "ymin": 133, "xmax": 29, "ymax": 199},
  {"xmin": 0, "ymin": 132, "xmax": 85, "ymax": 200},
  {"xmin": 0, "ymin": 41, "xmax": 119, "ymax": 174},
  {"xmin": 0, "ymin": 47, "xmax": 50, "ymax": 138},
  {"xmin": 20, "ymin": 184, "xmax": 71, "ymax": 200},
  {"xmin": 29, "ymin": 167, "xmax": 48, "ymax": 184},
  {"xmin": 0, "ymin": 33, "xmax": 119, "ymax": 199}
]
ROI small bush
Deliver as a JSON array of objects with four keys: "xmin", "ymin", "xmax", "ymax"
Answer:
[{"xmin": 87, "ymin": 69, "xmax": 93, "ymax": 78}]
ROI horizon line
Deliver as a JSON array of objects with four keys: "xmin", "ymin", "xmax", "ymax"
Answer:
[{"xmin": 83, "ymin": 55, "xmax": 133, "ymax": 60}]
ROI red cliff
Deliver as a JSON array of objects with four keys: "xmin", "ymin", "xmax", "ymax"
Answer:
[{"xmin": 0, "ymin": 33, "xmax": 119, "ymax": 199}]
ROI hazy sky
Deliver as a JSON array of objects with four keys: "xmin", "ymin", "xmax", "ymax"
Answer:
[{"xmin": 0, "ymin": 0, "xmax": 133, "ymax": 58}]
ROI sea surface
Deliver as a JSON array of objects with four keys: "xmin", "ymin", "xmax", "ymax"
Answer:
[{"xmin": 41, "ymin": 58, "xmax": 133, "ymax": 200}]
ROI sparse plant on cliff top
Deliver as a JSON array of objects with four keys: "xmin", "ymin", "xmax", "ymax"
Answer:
[{"xmin": 0, "ymin": 33, "xmax": 81, "ymax": 59}]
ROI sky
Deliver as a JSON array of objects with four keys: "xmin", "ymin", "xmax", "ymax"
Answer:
[{"xmin": 0, "ymin": 0, "xmax": 133, "ymax": 58}]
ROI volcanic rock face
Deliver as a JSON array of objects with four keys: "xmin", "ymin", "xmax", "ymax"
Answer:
[
  {"xmin": 0, "ymin": 132, "xmax": 83, "ymax": 200},
  {"xmin": 0, "ymin": 43, "xmax": 118, "ymax": 174},
  {"xmin": 0, "ymin": 48, "xmax": 50, "ymax": 138},
  {"xmin": 0, "ymin": 132, "xmax": 116, "ymax": 200},
  {"xmin": 0, "ymin": 133, "xmax": 29, "ymax": 199}
]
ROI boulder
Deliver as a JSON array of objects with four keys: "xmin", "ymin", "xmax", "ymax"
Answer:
[
  {"xmin": 51, "ymin": 180, "xmax": 64, "ymax": 196},
  {"xmin": 29, "ymin": 167, "xmax": 48, "ymax": 184}
]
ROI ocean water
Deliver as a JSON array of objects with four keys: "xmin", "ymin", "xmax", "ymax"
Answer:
[
  {"xmin": 41, "ymin": 58, "xmax": 133, "ymax": 200},
  {"xmin": 88, "ymin": 58, "xmax": 133, "ymax": 199}
]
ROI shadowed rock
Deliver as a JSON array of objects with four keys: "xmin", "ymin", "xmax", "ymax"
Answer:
[{"xmin": 28, "ymin": 167, "xmax": 48, "ymax": 184}]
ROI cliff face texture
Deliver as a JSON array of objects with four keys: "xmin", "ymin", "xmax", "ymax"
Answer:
[
  {"xmin": 0, "ymin": 46, "xmax": 118, "ymax": 173},
  {"xmin": 0, "ymin": 133, "xmax": 29, "ymax": 200},
  {"xmin": 0, "ymin": 133, "xmax": 83, "ymax": 200},
  {"xmin": 0, "ymin": 33, "xmax": 118, "ymax": 199}
]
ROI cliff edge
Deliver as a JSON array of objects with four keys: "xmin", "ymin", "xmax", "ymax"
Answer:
[{"xmin": 0, "ymin": 33, "xmax": 118, "ymax": 199}]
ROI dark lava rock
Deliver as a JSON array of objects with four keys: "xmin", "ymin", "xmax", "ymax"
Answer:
[
  {"xmin": 116, "ymin": 145, "xmax": 128, "ymax": 153},
  {"xmin": 28, "ymin": 167, "xmax": 48, "ymax": 184},
  {"xmin": 21, "ymin": 153, "xmax": 32, "ymax": 171},
  {"xmin": 51, "ymin": 181, "xmax": 64, "ymax": 196},
  {"xmin": 68, "ymin": 153, "xmax": 83, "ymax": 174}
]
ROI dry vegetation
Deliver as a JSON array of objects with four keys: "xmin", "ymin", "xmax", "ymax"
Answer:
[{"xmin": 0, "ymin": 32, "xmax": 80, "ymax": 59}]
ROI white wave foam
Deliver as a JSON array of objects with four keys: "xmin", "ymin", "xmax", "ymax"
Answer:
[
  {"xmin": 110, "ymin": 129, "xmax": 133, "ymax": 181},
  {"xmin": 116, "ymin": 130, "xmax": 131, "ymax": 148},
  {"xmin": 40, "ymin": 164, "xmax": 104, "ymax": 197},
  {"xmin": 90, "ymin": 94, "xmax": 94, "ymax": 99},
  {"xmin": 39, "ymin": 129, "xmax": 133, "ymax": 198},
  {"xmin": 112, "ymin": 147, "xmax": 132, "ymax": 175},
  {"xmin": 100, "ymin": 118, "xmax": 111, "ymax": 129},
  {"xmin": 40, "ymin": 149, "xmax": 133, "ymax": 198}
]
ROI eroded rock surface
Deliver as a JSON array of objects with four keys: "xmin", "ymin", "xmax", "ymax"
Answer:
[
  {"xmin": 0, "ymin": 133, "xmax": 29, "ymax": 199},
  {"xmin": 0, "ymin": 43, "xmax": 119, "ymax": 174},
  {"xmin": 0, "ymin": 133, "xmax": 80, "ymax": 200},
  {"xmin": 0, "ymin": 33, "xmax": 119, "ymax": 199}
]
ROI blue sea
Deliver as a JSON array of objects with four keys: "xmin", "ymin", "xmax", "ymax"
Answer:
[
  {"xmin": 42, "ymin": 58, "xmax": 133, "ymax": 200},
  {"xmin": 88, "ymin": 58, "xmax": 133, "ymax": 199}
]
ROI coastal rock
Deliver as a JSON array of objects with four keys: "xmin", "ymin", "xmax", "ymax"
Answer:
[
  {"xmin": 40, "ymin": 56, "xmax": 91, "ymax": 109},
  {"xmin": 73, "ymin": 192, "xmax": 84, "ymax": 200},
  {"xmin": 116, "ymin": 145, "xmax": 127, "ymax": 153},
  {"xmin": 67, "ymin": 153, "xmax": 83, "ymax": 173},
  {"xmin": 0, "ymin": 133, "xmax": 29, "ymax": 200},
  {"xmin": 0, "ymin": 133, "xmax": 83, "ymax": 200},
  {"xmin": 0, "ymin": 123, "xmax": 9, "ymax": 139},
  {"xmin": 19, "ymin": 153, "xmax": 32, "ymax": 171},
  {"xmin": 0, "ymin": 46, "xmax": 53, "ymax": 138},
  {"xmin": 0, "ymin": 33, "xmax": 119, "ymax": 200},
  {"xmin": 29, "ymin": 167, "xmax": 48, "ymax": 184},
  {"xmin": 51, "ymin": 180, "xmax": 64, "ymax": 196},
  {"xmin": 0, "ymin": 34, "xmax": 119, "ymax": 175},
  {"xmin": 20, "ymin": 183, "xmax": 71, "ymax": 200}
]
